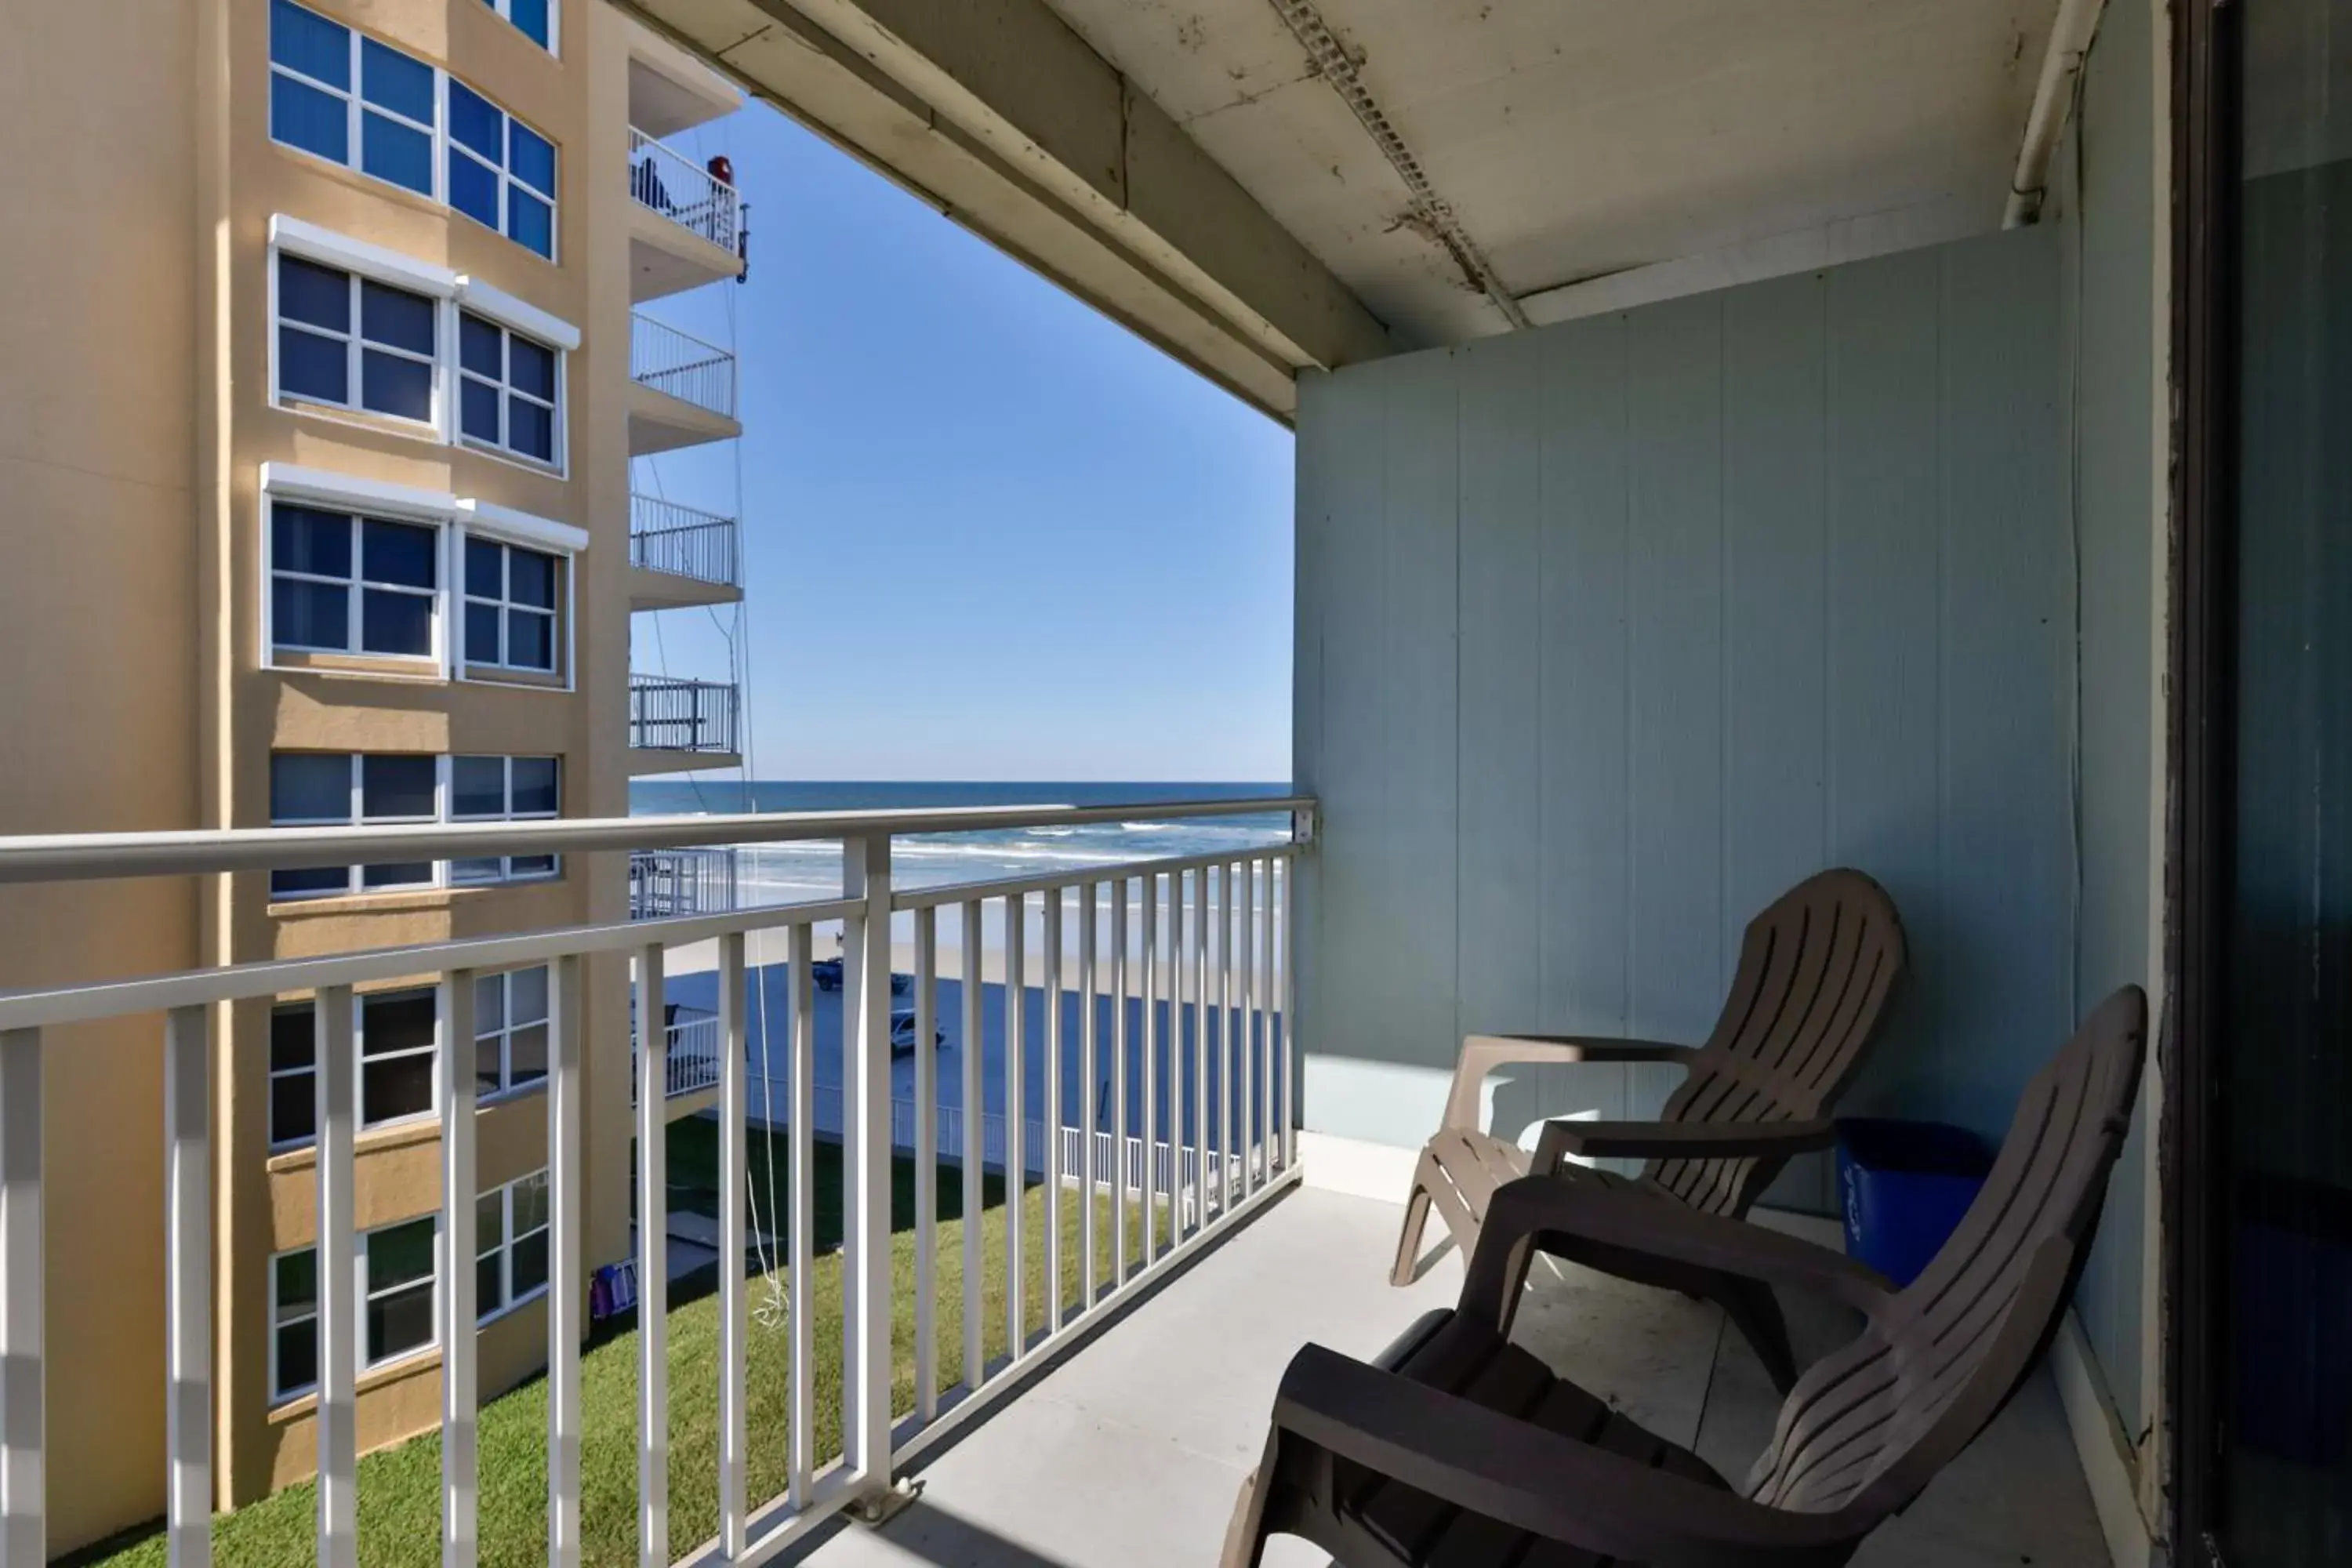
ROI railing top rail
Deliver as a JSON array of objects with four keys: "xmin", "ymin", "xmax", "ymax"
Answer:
[
  {"xmin": 0, "ymin": 797, "xmax": 1315, "ymax": 885},
  {"xmin": 628, "ymin": 126, "xmax": 735, "ymax": 189},
  {"xmin": 0, "ymin": 895, "xmax": 864, "ymax": 1033},
  {"xmin": 630, "ymin": 673, "xmax": 736, "ymax": 691},
  {"xmin": 892, "ymin": 840, "xmax": 1298, "ymax": 912},
  {"xmin": 630, "ymin": 494, "xmax": 735, "ymax": 528},
  {"xmin": 630, "ymin": 311, "xmax": 731, "ymax": 360}
]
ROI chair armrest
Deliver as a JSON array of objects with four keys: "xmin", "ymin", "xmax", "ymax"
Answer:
[
  {"xmin": 1272, "ymin": 1343, "xmax": 1858, "ymax": 1568},
  {"xmin": 1461, "ymin": 1175, "xmax": 1896, "ymax": 1323},
  {"xmin": 1534, "ymin": 1116, "xmax": 1837, "ymax": 1167},
  {"xmin": 1443, "ymin": 1034, "xmax": 1697, "ymax": 1129}
]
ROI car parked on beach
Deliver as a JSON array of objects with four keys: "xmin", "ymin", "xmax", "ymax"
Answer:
[
  {"xmin": 813, "ymin": 957, "xmax": 913, "ymax": 996},
  {"xmin": 890, "ymin": 1007, "xmax": 945, "ymax": 1055}
]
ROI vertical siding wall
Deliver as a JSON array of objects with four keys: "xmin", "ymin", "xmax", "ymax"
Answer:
[
  {"xmin": 1294, "ymin": 226, "xmax": 2071, "ymax": 1211},
  {"xmin": 2062, "ymin": 0, "xmax": 2161, "ymax": 1450}
]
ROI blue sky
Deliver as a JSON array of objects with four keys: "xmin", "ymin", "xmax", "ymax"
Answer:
[{"xmin": 632, "ymin": 106, "xmax": 1295, "ymax": 784}]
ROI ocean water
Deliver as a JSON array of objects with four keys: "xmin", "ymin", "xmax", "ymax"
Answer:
[{"xmin": 630, "ymin": 779, "xmax": 1294, "ymax": 906}]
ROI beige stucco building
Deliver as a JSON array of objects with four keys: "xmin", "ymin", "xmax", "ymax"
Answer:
[{"xmin": 0, "ymin": 0, "xmax": 745, "ymax": 1548}]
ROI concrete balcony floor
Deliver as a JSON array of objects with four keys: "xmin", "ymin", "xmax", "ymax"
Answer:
[{"xmin": 799, "ymin": 1186, "xmax": 2111, "ymax": 1568}]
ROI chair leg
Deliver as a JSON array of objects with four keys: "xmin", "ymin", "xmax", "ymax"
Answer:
[
  {"xmin": 1390, "ymin": 1160, "xmax": 1436, "ymax": 1287},
  {"xmin": 1715, "ymin": 1274, "xmax": 1799, "ymax": 1395},
  {"xmin": 1220, "ymin": 1428, "xmax": 1288, "ymax": 1568}
]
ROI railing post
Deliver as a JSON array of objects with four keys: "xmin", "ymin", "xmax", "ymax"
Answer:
[
  {"xmin": 633, "ymin": 946, "xmax": 666, "ymax": 1568},
  {"xmin": 437, "ymin": 974, "xmax": 478, "ymax": 1568},
  {"xmin": 315, "ymin": 987, "xmax": 357, "ymax": 1568},
  {"xmin": 0, "ymin": 1027, "xmax": 42, "ymax": 1567},
  {"xmin": 164, "ymin": 1007, "xmax": 210, "ymax": 1568},
  {"xmin": 547, "ymin": 956, "xmax": 584, "ymax": 1568},
  {"xmin": 840, "ymin": 833, "xmax": 895, "ymax": 1503}
]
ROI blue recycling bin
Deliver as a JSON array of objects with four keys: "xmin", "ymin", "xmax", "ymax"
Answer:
[{"xmin": 1836, "ymin": 1119, "xmax": 1991, "ymax": 1288}]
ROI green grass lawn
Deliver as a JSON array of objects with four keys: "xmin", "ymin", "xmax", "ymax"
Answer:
[{"xmin": 76, "ymin": 1130, "xmax": 1160, "ymax": 1568}]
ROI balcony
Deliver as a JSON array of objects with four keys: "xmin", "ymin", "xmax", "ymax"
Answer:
[
  {"xmin": 630, "ymin": 495, "xmax": 743, "ymax": 609},
  {"xmin": 629, "ymin": 846, "xmax": 740, "ymax": 919},
  {"xmin": 0, "ymin": 800, "xmax": 2111, "ymax": 1568},
  {"xmin": 628, "ymin": 674, "xmax": 741, "ymax": 772},
  {"xmin": 629, "ymin": 313, "xmax": 739, "ymax": 455},
  {"xmin": 627, "ymin": 129, "xmax": 742, "ymax": 302}
]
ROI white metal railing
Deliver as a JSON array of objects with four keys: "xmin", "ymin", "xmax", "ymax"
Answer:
[
  {"xmin": 630, "ymin": 312, "xmax": 737, "ymax": 419},
  {"xmin": 630, "ymin": 495, "xmax": 741, "ymax": 589},
  {"xmin": 630, "ymin": 846, "xmax": 739, "ymax": 920},
  {"xmin": 0, "ymin": 797, "xmax": 1308, "ymax": 1564},
  {"xmin": 629, "ymin": 674, "xmax": 739, "ymax": 755},
  {"xmin": 628, "ymin": 128, "xmax": 741, "ymax": 256},
  {"xmin": 633, "ymin": 1010, "xmax": 722, "ymax": 1103}
]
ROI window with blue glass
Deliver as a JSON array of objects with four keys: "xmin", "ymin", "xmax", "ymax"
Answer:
[
  {"xmin": 448, "ymin": 82, "xmax": 557, "ymax": 258},
  {"xmin": 458, "ymin": 313, "xmax": 559, "ymax": 466},
  {"xmin": 269, "ymin": 1, "xmax": 557, "ymax": 258},
  {"xmin": 270, "ymin": 503, "xmax": 439, "ymax": 662},
  {"xmin": 480, "ymin": 0, "xmax": 556, "ymax": 53},
  {"xmin": 450, "ymin": 756, "xmax": 561, "ymax": 884},
  {"xmin": 269, "ymin": 753, "xmax": 440, "ymax": 899},
  {"xmin": 274, "ymin": 254, "xmax": 437, "ymax": 426},
  {"xmin": 463, "ymin": 539, "xmax": 561, "ymax": 673}
]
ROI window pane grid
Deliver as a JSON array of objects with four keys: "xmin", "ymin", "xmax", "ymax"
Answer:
[
  {"xmin": 270, "ymin": 0, "xmax": 557, "ymax": 258},
  {"xmin": 448, "ymin": 757, "xmax": 561, "ymax": 885},
  {"xmin": 477, "ymin": 1169, "xmax": 552, "ymax": 1323},
  {"xmin": 274, "ymin": 258, "xmax": 440, "ymax": 429},
  {"xmin": 456, "ymin": 314, "xmax": 561, "ymax": 466},
  {"xmin": 463, "ymin": 542, "xmax": 561, "ymax": 673},
  {"xmin": 270, "ymin": 506, "xmax": 439, "ymax": 661},
  {"xmin": 474, "ymin": 967, "xmax": 551, "ymax": 1098}
]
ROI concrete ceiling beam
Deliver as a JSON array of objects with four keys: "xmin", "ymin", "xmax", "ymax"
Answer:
[{"xmin": 622, "ymin": 0, "xmax": 1396, "ymax": 421}]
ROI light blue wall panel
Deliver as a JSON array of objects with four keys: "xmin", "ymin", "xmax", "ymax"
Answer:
[
  {"xmin": 2064, "ymin": 0, "xmax": 2161, "ymax": 1441},
  {"xmin": 1294, "ymin": 223, "xmax": 2072, "ymax": 1210}
]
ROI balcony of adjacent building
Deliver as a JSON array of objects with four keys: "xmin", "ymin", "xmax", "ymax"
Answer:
[
  {"xmin": 627, "ymin": 129, "xmax": 743, "ymax": 302},
  {"xmin": 629, "ymin": 312, "xmax": 739, "ymax": 455},
  {"xmin": 630, "ymin": 495, "xmax": 743, "ymax": 611},
  {"xmin": 627, "ymin": 673, "xmax": 741, "ymax": 774}
]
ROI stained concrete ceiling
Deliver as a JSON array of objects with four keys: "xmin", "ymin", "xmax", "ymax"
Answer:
[{"xmin": 1040, "ymin": 0, "xmax": 2059, "ymax": 347}]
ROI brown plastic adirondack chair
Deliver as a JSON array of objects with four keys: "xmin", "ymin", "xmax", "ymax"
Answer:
[
  {"xmin": 1393, "ymin": 868, "xmax": 1904, "ymax": 1390},
  {"xmin": 1225, "ymin": 985, "xmax": 2148, "ymax": 1568}
]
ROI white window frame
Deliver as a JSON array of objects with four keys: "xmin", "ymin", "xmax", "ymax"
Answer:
[
  {"xmin": 269, "ymin": 752, "xmax": 445, "ymax": 900},
  {"xmin": 357, "ymin": 985, "xmax": 441, "ymax": 1132},
  {"xmin": 267, "ymin": 987, "xmax": 442, "ymax": 1146},
  {"xmin": 479, "ymin": 0, "xmax": 560, "ymax": 55},
  {"xmin": 264, "ymin": 497, "xmax": 444, "ymax": 667},
  {"xmin": 258, "ymin": 463, "xmax": 585, "ymax": 684},
  {"xmin": 473, "ymin": 966, "xmax": 551, "ymax": 1100},
  {"xmin": 268, "ymin": 1246, "xmax": 320, "ymax": 1403},
  {"xmin": 269, "ymin": 255, "xmax": 443, "ymax": 431},
  {"xmin": 269, "ymin": 1215, "xmax": 442, "ymax": 1405},
  {"xmin": 269, "ymin": 1002, "xmax": 318, "ymax": 1150},
  {"xmin": 477, "ymin": 1168, "xmax": 552, "ymax": 1324},
  {"xmin": 450, "ymin": 757, "xmax": 562, "ymax": 887},
  {"xmin": 456, "ymin": 310, "xmax": 565, "ymax": 470},
  {"xmin": 267, "ymin": 748, "xmax": 571, "ymax": 901},
  {"xmin": 268, "ymin": 1, "xmax": 559, "ymax": 260},
  {"xmin": 445, "ymin": 79, "xmax": 560, "ymax": 260},
  {"xmin": 461, "ymin": 538, "xmax": 564, "ymax": 676}
]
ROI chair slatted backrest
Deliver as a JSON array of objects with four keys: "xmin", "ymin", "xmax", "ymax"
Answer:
[
  {"xmin": 1643, "ymin": 870, "xmax": 1907, "ymax": 1216},
  {"xmin": 1740, "ymin": 986, "xmax": 2147, "ymax": 1519}
]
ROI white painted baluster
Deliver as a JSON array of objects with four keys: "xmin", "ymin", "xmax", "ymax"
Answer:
[
  {"xmin": 0, "ymin": 1028, "xmax": 39, "ymax": 1566},
  {"xmin": 633, "ymin": 946, "xmax": 667, "ymax": 1568},
  {"xmin": 913, "ymin": 909, "xmax": 938, "ymax": 1422},
  {"xmin": 1214, "ymin": 867, "xmax": 1233, "ymax": 1218},
  {"xmin": 787, "ymin": 927, "xmax": 815, "ymax": 1508},
  {"xmin": 1140, "ymin": 873, "xmax": 1158, "ymax": 1268},
  {"xmin": 1077, "ymin": 882, "xmax": 1097, "ymax": 1311},
  {"xmin": 1240, "ymin": 858, "xmax": 1257, "ymax": 1196},
  {"xmin": 716, "ymin": 932, "xmax": 747, "ymax": 1556},
  {"xmin": 437, "ymin": 975, "xmax": 477, "ymax": 1568},
  {"xmin": 548, "ymin": 956, "xmax": 585, "ymax": 1568},
  {"xmin": 315, "ymin": 986, "xmax": 357, "ymax": 1568},
  {"xmin": 842, "ymin": 835, "xmax": 894, "ymax": 1495},
  {"xmin": 959, "ymin": 900, "xmax": 982, "ymax": 1392},
  {"xmin": 1189, "ymin": 868, "xmax": 1207, "ymax": 1236},
  {"xmin": 164, "ymin": 1007, "xmax": 210, "ymax": 1568},
  {"xmin": 1003, "ymin": 895, "xmax": 1025, "ymax": 1356},
  {"xmin": 1259, "ymin": 858, "xmax": 1276, "ymax": 1181},
  {"xmin": 1110, "ymin": 880, "xmax": 1128, "ymax": 1288},
  {"xmin": 1040, "ymin": 887, "xmax": 1064, "ymax": 1334}
]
